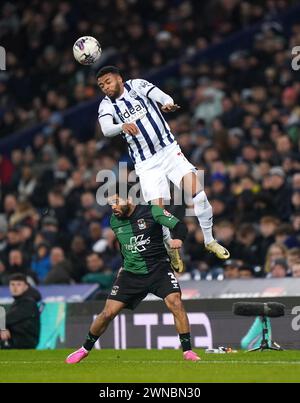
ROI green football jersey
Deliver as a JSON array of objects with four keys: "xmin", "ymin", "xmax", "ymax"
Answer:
[{"xmin": 110, "ymin": 205, "xmax": 179, "ymax": 274}]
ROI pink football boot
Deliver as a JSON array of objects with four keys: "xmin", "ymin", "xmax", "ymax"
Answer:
[
  {"xmin": 65, "ymin": 347, "xmax": 89, "ymax": 364},
  {"xmin": 183, "ymin": 350, "xmax": 201, "ymax": 361}
]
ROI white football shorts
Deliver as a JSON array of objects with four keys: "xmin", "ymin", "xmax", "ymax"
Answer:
[{"xmin": 135, "ymin": 142, "xmax": 197, "ymax": 202}]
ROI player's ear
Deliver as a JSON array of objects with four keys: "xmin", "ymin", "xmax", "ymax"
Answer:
[{"xmin": 117, "ymin": 74, "xmax": 123, "ymax": 84}]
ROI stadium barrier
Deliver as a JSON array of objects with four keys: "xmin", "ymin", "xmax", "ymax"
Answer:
[
  {"xmin": 1, "ymin": 279, "xmax": 300, "ymax": 349},
  {"xmin": 64, "ymin": 298, "xmax": 300, "ymax": 350},
  {"xmin": 1, "ymin": 294, "xmax": 299, "ymax": 349},
  {"xmin": 23, "ymin": 297, "xmax": 300, "ymax": 350}
]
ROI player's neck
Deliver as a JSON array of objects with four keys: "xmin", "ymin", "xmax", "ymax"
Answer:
[
  {"xmin": 117, "ymin": 86, "xmax": 125, "ymax": 99},
  {"xmin": 126, "ymin": 204, "xmax": 136, "ymax": 217},
  {"xmin": 112, "ymin": 83, "xmax": 125, "ymax": 100}
]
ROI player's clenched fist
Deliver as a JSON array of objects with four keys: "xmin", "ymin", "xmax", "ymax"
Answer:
[
  {"xmin": 168, "ymin": 239, "xmax": 183, "ymax": 249},
  {"xmin": 161, "ymin": 103, "xmax": 180, "ymax": 113},
  {"xmin": 122, "ymin": 123, "xmax": 139, "ymax": 135}
]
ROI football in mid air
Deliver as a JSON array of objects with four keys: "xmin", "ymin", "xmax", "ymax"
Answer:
[{"xmin": 73, "ymin": 36, "xmax": 102, "ymax": 65}]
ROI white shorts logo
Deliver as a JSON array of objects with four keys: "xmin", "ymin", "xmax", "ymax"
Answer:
[
  {"xmin": 111, "ymin": 286, "xmax": 119, "ymax": 296},
  {"xmin": 168, "ymin": 272, "xmax": 180, "ymax": 289}
]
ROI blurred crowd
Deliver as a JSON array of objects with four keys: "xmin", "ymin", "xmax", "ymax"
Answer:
[
  {"xmin": 1, "ymin": 0, "xmax": 300, "ymax": 288},
  {"xmin": 0, "ymin": 0, "xmax": 292, "ymax": 136}
]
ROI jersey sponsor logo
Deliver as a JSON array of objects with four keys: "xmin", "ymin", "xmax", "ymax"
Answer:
[
  {"xmin": 137, "ymin": 219, "xmax": 147, "ymax": 230},
  {"xmin": 125, "ymin": 234, "xmax": 150, "ymax": 253},
  {"xmin": 111, "ymin": 285, "xmax": 119, "ymax": 296},
  {"xmin": 121, "ymin": 104, "xmax": 147, "ymax": 123}
]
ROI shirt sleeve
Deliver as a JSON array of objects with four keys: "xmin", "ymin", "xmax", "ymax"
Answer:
[
  {"xmin": 132, "ymin": 79, "xmax": 174, "ymax": 106},
  {"xmin": 151, "ymin": 205, "xmax": 179, "ymax": 229},
  {"xmin": 98, "ymin": 101, "xmax": 123, "ymax": 138}
]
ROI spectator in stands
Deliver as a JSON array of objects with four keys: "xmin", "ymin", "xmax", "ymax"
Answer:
[
  {"xmin": 1, "ymin": 1, "xmax": 300, "ymax": 281},
  {"xmin": 264, "ymin": 243, "xmax": 288, "ymax": 274},
  {"xmin": 3, "ymin": 194, "xmax": 17, "ymax": 221},
  {"xmin": 274, "ymin": 223, "xmax": 299, "ymax": 248},
  {"xmin": 184, "ymin": 228, "xmax": 207, "ymax": 269},
  {"xmin": 2, "ymin": 249, "xmax": 37, "ymax": 285},
  {"xmin": 267, "ymin": 258, "xmax": 289, "ymax": 279},
  {"xmin": 291, "ymin": 262, "xmax": 300, "ymax": 278},
  {"xmin": 31, "ymin": 243, "xmax": 51, "ymax": 283},
  {"xmin": 223, "ymin": 259, "xmax": 242, "ymax": 280},
  {"xmin": 40, "ymin": 216, "xmax": 69, "ymax": 251},
  {"xmin": 0, "ymin": 273, "xmax": 41, "ymax": 349},
  {"xmin": 0, "ymin": 216, "xmax": 8, "ymax": 259},
  {"xmin": 0, "ymin": 259, "xmax": 7, "ymax": 285},
  {"xmin": 17, "ymin": 165, "xmax": 37, "ymax": 201},
  {"xmin": 9, "ymin": 200, "xmax": 37, "ymax": 228},
  {"xmin": 89, "ymin": 222, "xmax": 105, "ymax": 252},
  {"xmin": 238, "ymin": 264, "xmax": 255, "ymax": 279},
  {"xmin": 265, "ymin": 167, "xmax": 292, "ymax": 221},
  {"xmin": 286, "ymin": 248, "xmax": 300, "ymax": 269},
  {"xmin": 68, "ymin": 235, "xmax": 88, "ymax": 282},
  {"xmin": 235, "ymin": 223, "xmax": 262, "ymax": 266},
  {"xmin": 81, "ymin": 252, "xmax": 114, "ymax": 291},
  {"xmin": 259, "ymin": 216, "xmax": 280, "ymax": 259},
  {"xmin": 43, "ymin": 247, "xmax": 73, "ymax": 284}
]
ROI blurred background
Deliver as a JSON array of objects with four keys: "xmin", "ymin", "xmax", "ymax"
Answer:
[{"xmin": 1, "ymin": 0, "xmax": 300, "ymax": 293}]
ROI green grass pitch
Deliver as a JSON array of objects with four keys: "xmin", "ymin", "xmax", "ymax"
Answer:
[{"xmin": 1, "ymin": 349, "xmax": 300, "ymax": 383}]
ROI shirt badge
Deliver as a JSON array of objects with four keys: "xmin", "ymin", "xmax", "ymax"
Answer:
[{"xmin": 137, "ymin": 219, "xmax": 147, "ymax": 230}]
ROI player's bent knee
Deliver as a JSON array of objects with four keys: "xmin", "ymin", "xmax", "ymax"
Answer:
[
  {"xmin": 101, "ymin": 309, "xmax": 115, "ymax": 322},
  {"xmin": 165, "ymin": 294, "xmax": 184, "ymax": 312}
]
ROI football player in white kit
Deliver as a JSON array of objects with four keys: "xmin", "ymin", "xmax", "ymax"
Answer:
[{"xmin": 97, "ymin": 66, "xmax": 230, "ymax": 271}]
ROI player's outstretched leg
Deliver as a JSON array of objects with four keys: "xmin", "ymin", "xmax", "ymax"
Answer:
[
  {"xmin": 183, "ymin": 172, "xmax": 230, "ymax": 260},
  {"xmin": 164, "ymin": 292, "xmax": 200, "ymax": 361},
  {"xmin": 66, "ymin": 300, "xmax": 125, "ymax": 364}
]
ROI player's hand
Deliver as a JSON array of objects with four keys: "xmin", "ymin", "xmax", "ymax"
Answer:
[
  {"xmin": 0, "ymin": 329, "xmax": 11, "ymax": 341},
  {"xmin": 161, "ymin": 104, "xmax": 180, "ymax": 113},
  {"xmin": 122, "ymin": 123, "xmax": 139, "ymax": 135},
  {"xmin": 168, "ymin": 239, "xmax": 183, "ymax": 249}
]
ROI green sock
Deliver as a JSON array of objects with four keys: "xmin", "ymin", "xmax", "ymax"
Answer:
[
  {"xmin": 179, "ymin": 332, "xmax": 192, "ymax": 352},
  {"xmin": 83, "ymin": 331, "xmax": 99, "ymax": 351}
]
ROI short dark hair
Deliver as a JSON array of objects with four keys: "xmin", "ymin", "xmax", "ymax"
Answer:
[
  {"xmin": 96, "ymin": 66, "xmax": 122, "ymax": 80},
  {"xmin": 9, "ymin": 273, "xmax": 28, "ymax": 283}
]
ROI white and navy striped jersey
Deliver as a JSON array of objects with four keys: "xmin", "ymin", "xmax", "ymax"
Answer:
[{"xmin": 98, "ymin": 79, "xmax": 176, "ymax": 164}]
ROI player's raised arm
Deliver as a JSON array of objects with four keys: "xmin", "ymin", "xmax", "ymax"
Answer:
[
  {"xmin": 150, "ymin": 205, "xmax": 188, "ymax": 248},
  {"xmin": 132, "ymin": 79, "xmax": 180, "ymax": 112}
]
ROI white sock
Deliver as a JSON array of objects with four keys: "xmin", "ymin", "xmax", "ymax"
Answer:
[
  {"xmin": 162, "ymin": 225, "xmax": 172, "ymax": 251},
  {"xmin": 193, "ymin": 191, "xmax": 214, "ymax": 245}
]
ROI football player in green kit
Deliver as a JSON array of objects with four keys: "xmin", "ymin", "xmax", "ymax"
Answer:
[{"xmin": 66, "ymin": 188, "xmax": 200, "ymax": 363}]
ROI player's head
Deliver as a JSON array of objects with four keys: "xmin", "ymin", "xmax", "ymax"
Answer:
[
  {"xmin": 9, "ymin": 273, "xmax": 29, "ymax": 297},
  {"xmin": 96, "ymin": 66, "xmax": 123, "ymax": 98},
  {"xmin": 107, "ymin": 182, "xmax": 132, "ymax": 218}
]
